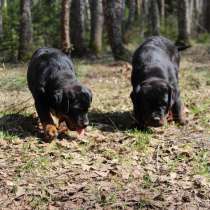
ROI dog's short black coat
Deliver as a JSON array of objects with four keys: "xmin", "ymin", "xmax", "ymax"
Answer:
[
  {"xmin": 130, "ymin": 36, "xmax": 187, "ymax": 128},
  {"xmin": 27, "ymin": 47, "xmax": 92, "ymax": 140}
]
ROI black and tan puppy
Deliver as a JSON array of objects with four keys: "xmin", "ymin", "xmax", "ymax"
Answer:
[
  {"xmin": 27, "ymin": 47, "xmax": 92, "ymax": 140},
  {"xmin": 130, "ymin": 36, "xmax": 187, "ymax": 129}
]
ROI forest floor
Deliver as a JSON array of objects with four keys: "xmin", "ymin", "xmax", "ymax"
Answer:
[{"xmin": 0, "ymin": 45, "xmax": 209, "ymax": 210}]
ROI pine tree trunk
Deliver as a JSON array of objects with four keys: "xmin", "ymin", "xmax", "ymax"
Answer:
[
  {"xmin": 176, "ymin": 0, "xmax": 191, "ymax": 46},
  {"xmin": 70, "ymin": 0, "xmax": 87, "ymax": 56},
  {"xmin": 159, "ymin": 0, "xmax": 165, "ymax": 23},
  {"xmin": 192, "ymin": 0, "xmax": 204, "ymax": 34},
  {"xmin": 18, "ymin": 0, "xmax": 33, "ymax": 61},
  {"xmin": 203, "ymin": 0, "xmax": 210, "ymax": 32},
  {"xmin": 61, "ymin": 0, "xmax": 71, "ymax": 53},
  {"xmin": 140, "ymin": 0, "xmax": 149, "ymax": 37},
  {"xmin": 148, "ymin": 0, "xmax": 160, "ymax": 36},
  {"xmin": 123, "ymin": 0, "xmax": 136, "ymax": 43},
  {"xmin": 103, "ymin": 0, "xmax": 131, "ymax": 61},
  {"xmin": 187, "ymin": 0, "xmax": 194, "ymax": 35},
  {"xmin": 85, "ymin": 0, "xmax": 91, "ymax": 33},
  {"xmin": 127, "ymin": 0, "xmax": 136, "ymax": 27},
  {"xmin": 89, "ymin": 0, "xmax": 103, "ymax": 55},
  {"xmin": 0, "ymin": 0, "xmax": 3, "ymax": 38},
  {"xmin": 135, "ymin": 0, "xmax": 141, "ymax": 20}
]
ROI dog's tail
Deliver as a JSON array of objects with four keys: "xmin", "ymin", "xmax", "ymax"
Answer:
[
  {"xmin": 177, "ymin": 45, "xmax": 191, "ymax": 51},
  {"xmin": 175, "ymin": 41, "xmax": 191, "ymax": 51}
]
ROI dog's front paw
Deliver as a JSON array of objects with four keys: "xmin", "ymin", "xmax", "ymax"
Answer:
[
  {"xmin": 44, "ymin": 124, "xmax": 58, "ymax": 141},
  {"xmin": 58, "ymin": 125, "xmax": 69, "ymax": 137}
]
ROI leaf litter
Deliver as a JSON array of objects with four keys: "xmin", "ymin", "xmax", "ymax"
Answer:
[{"xmin": 0, "ymin": 46, "xmax": 210, "ymax": 209}]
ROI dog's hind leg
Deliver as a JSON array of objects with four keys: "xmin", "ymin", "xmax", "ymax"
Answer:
[{"xmin": 34, "ymin": 97, "xmax": 58, "ymax": 141}]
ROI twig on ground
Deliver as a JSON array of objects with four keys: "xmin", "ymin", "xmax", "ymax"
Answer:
[{"xmin": 156, "ymin": 144, "xmax": 160, "ymax": 173}]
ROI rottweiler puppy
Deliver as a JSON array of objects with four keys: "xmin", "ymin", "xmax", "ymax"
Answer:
[
  {"xmin": 27, "ymin": 48, "xmax": 92, "ymax": 141},
  {"xmin": 130, "ymin": 36, "xmax": 187, "ymax": 129}
]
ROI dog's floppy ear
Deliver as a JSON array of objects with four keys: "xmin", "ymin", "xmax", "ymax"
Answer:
[
  {"xmin": 130, "ymin": 85, "xmax": 141, "ymax": 102},
  {"xmin": 82, "ymin": 87, "xmax": 92, "ymax": 104},
  {"xmin": 87, "ymin": 88, "xmax": 92, "ymax": 103},
  {"xmin": 52, "ymin": 90, "xmax": 63, "ymax": 105},
  {"xmin": 135, "ymin": 85, "xmax": 141, "ymax": 94},
  {"xmin": 130, "ymin": 91, "xmax": 135, "ymax": 102},
  {"xmin": 62, "ymin": 89, "xmax": 76, "ymax": 113}
]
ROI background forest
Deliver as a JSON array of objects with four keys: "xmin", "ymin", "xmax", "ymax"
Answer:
[{"xmin": 0, "ymin": 0, "xmax": 210, "ymax": 62}]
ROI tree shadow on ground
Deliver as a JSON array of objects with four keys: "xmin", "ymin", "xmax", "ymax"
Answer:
[
  {"xmin": 89, "ymin": 110, "xmax": 136, "ymax": 132},
  {"xmin": 0, "ymin": 113, "xmax": 41, "ymax": 139}
]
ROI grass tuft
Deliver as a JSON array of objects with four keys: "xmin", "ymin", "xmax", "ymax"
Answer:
[{"xmin": 129, "ymin": 129, "xmax": 151, "ymax": 152}]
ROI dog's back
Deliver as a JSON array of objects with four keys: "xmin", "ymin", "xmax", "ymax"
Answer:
[
  {"xmin": 27, "ymin": 47, "xmax": 74, "ymax": 95},
  {"xmin": 131, "ymin": 36, "xmax": 180, "ymax": 88}
]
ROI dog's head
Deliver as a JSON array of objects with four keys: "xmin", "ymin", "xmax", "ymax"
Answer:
[
  {"xmin": 130, "ymin": 79, "xmax": 175, "ymax": 127},
  {"xmin": 50, "ymin": 84, "xmax": 92, "ymax": 131}
]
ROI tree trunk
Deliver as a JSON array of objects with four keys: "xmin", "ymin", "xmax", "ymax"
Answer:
[
  {"xmin": 140, "ymin": 0, "xmax": 149, "ymax": 37},
  {"xmin": 203, "ymin": 0, "xmax": 210, "ymax": 32},
  {"xmin": 187, "ymin": 0, "xmax": 194, "ymax": 35},
  {"xmin": 61, "ymin": 0, "xmax": 71, "ymax": 53},
  {"xmin": 123, "ymin": 0, "xmax": 136, "ymax": 43},
  {"xmin": 148, "ymin": 0, "xmax": 160, "ymax": 36},
  {"xmin": 103, "ymin": 0, "xmax": 131, "ymax": 61},
  {"xmin": 89, "ymin": 0, "xmax": 103, "ymax": 55},
  {"xmin": 135, "ymin": 0, "xmax": 141, "ymax": 20},
  {"xmin": 127, "ymin": 0, "xmax": 136, "ymax": 27},
  {"xmin": 18, "ymin": 0, "xmax": 33, "ymax": 61},
  {"xmin": 159, "ymin": 0, "xmax": 165, "ymax": 23},
  {"xmin": 0, "ymin": 0, "xmax": 3, "ymax": 38},
  {"xmin": 70, "ymin": 0, "xmax": 87, "ymax": 56},
  {"xmin": 176, "ymin": 0, "xmax": 191, "ymax": 46},
  {"xmin": 191, "ymin": 0, "xmax": 204, "ymax": 34},
  {"xmin": 85, "ymin": 0, "xmax": 91, "ymax": 33}
]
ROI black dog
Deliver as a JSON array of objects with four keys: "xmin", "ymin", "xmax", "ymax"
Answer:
[
  {"xmin": 130, "ymin": 36, "xmax": 187, "ymax": 129},
  {"xmin": 27, "ymin": 47, "xmax": 92, "ymax": 140}
]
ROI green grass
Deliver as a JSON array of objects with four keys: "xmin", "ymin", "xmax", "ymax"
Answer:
[
  {"xmin": 129, "ymin": 129, "xmax": 151, "ymax": 152},
  {"xmin": 142, "ymin": 174, "xmax": 153, "ymax": 189},
  {"xmin": 102, "ymin": 148, "xmax": 119, "ymax": 160},
  {"xmin": 0, "ymin": 74, "xmax": 27, "ymax": 91},
  {"xmin": 0, "ymin": 130, "xmax": 19, "ymax": 142},
  {"xmin": 191, "ymin": 103, "xmax": 209, "ymax": 116},
  {"xmin": 29, "ymin": 193, "xmax": 51, "ymax": 209},
  {"xmin": 167, "ymin": 159, "xmax": 179, "ymax": 172},
  {"xmin": 196, "ymin": 33, "xmax": 210, "ymax": 44},
  {"xmin": 94, "ymin": 187, "xmax": 117, "ymax": 207},
  {"xmin": 74, "ymin": 60, "xmax": 93, "ymax": 79},
  {"xmin": 15, "ymin": 154, "xmax": 51, "ymax": 177},
  {"xmin": 193, "ymin": 150, "xmax": 210, "ymax": 179}
]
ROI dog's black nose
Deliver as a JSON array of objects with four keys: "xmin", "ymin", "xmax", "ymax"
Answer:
[
  {"xmin": 83, "ymin": 120, "xmax": 89, "ymax": 127},
  {"xmin": 79, "ymin": 120, "xmax": 89, "ymax": 128},
  {"xmin": 153, "ymin": 116, "xmax": 160, "ymax": 121},
  {"xmin": 152, "ymin": 116, "xmax": 164, "ymax": 126}
]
